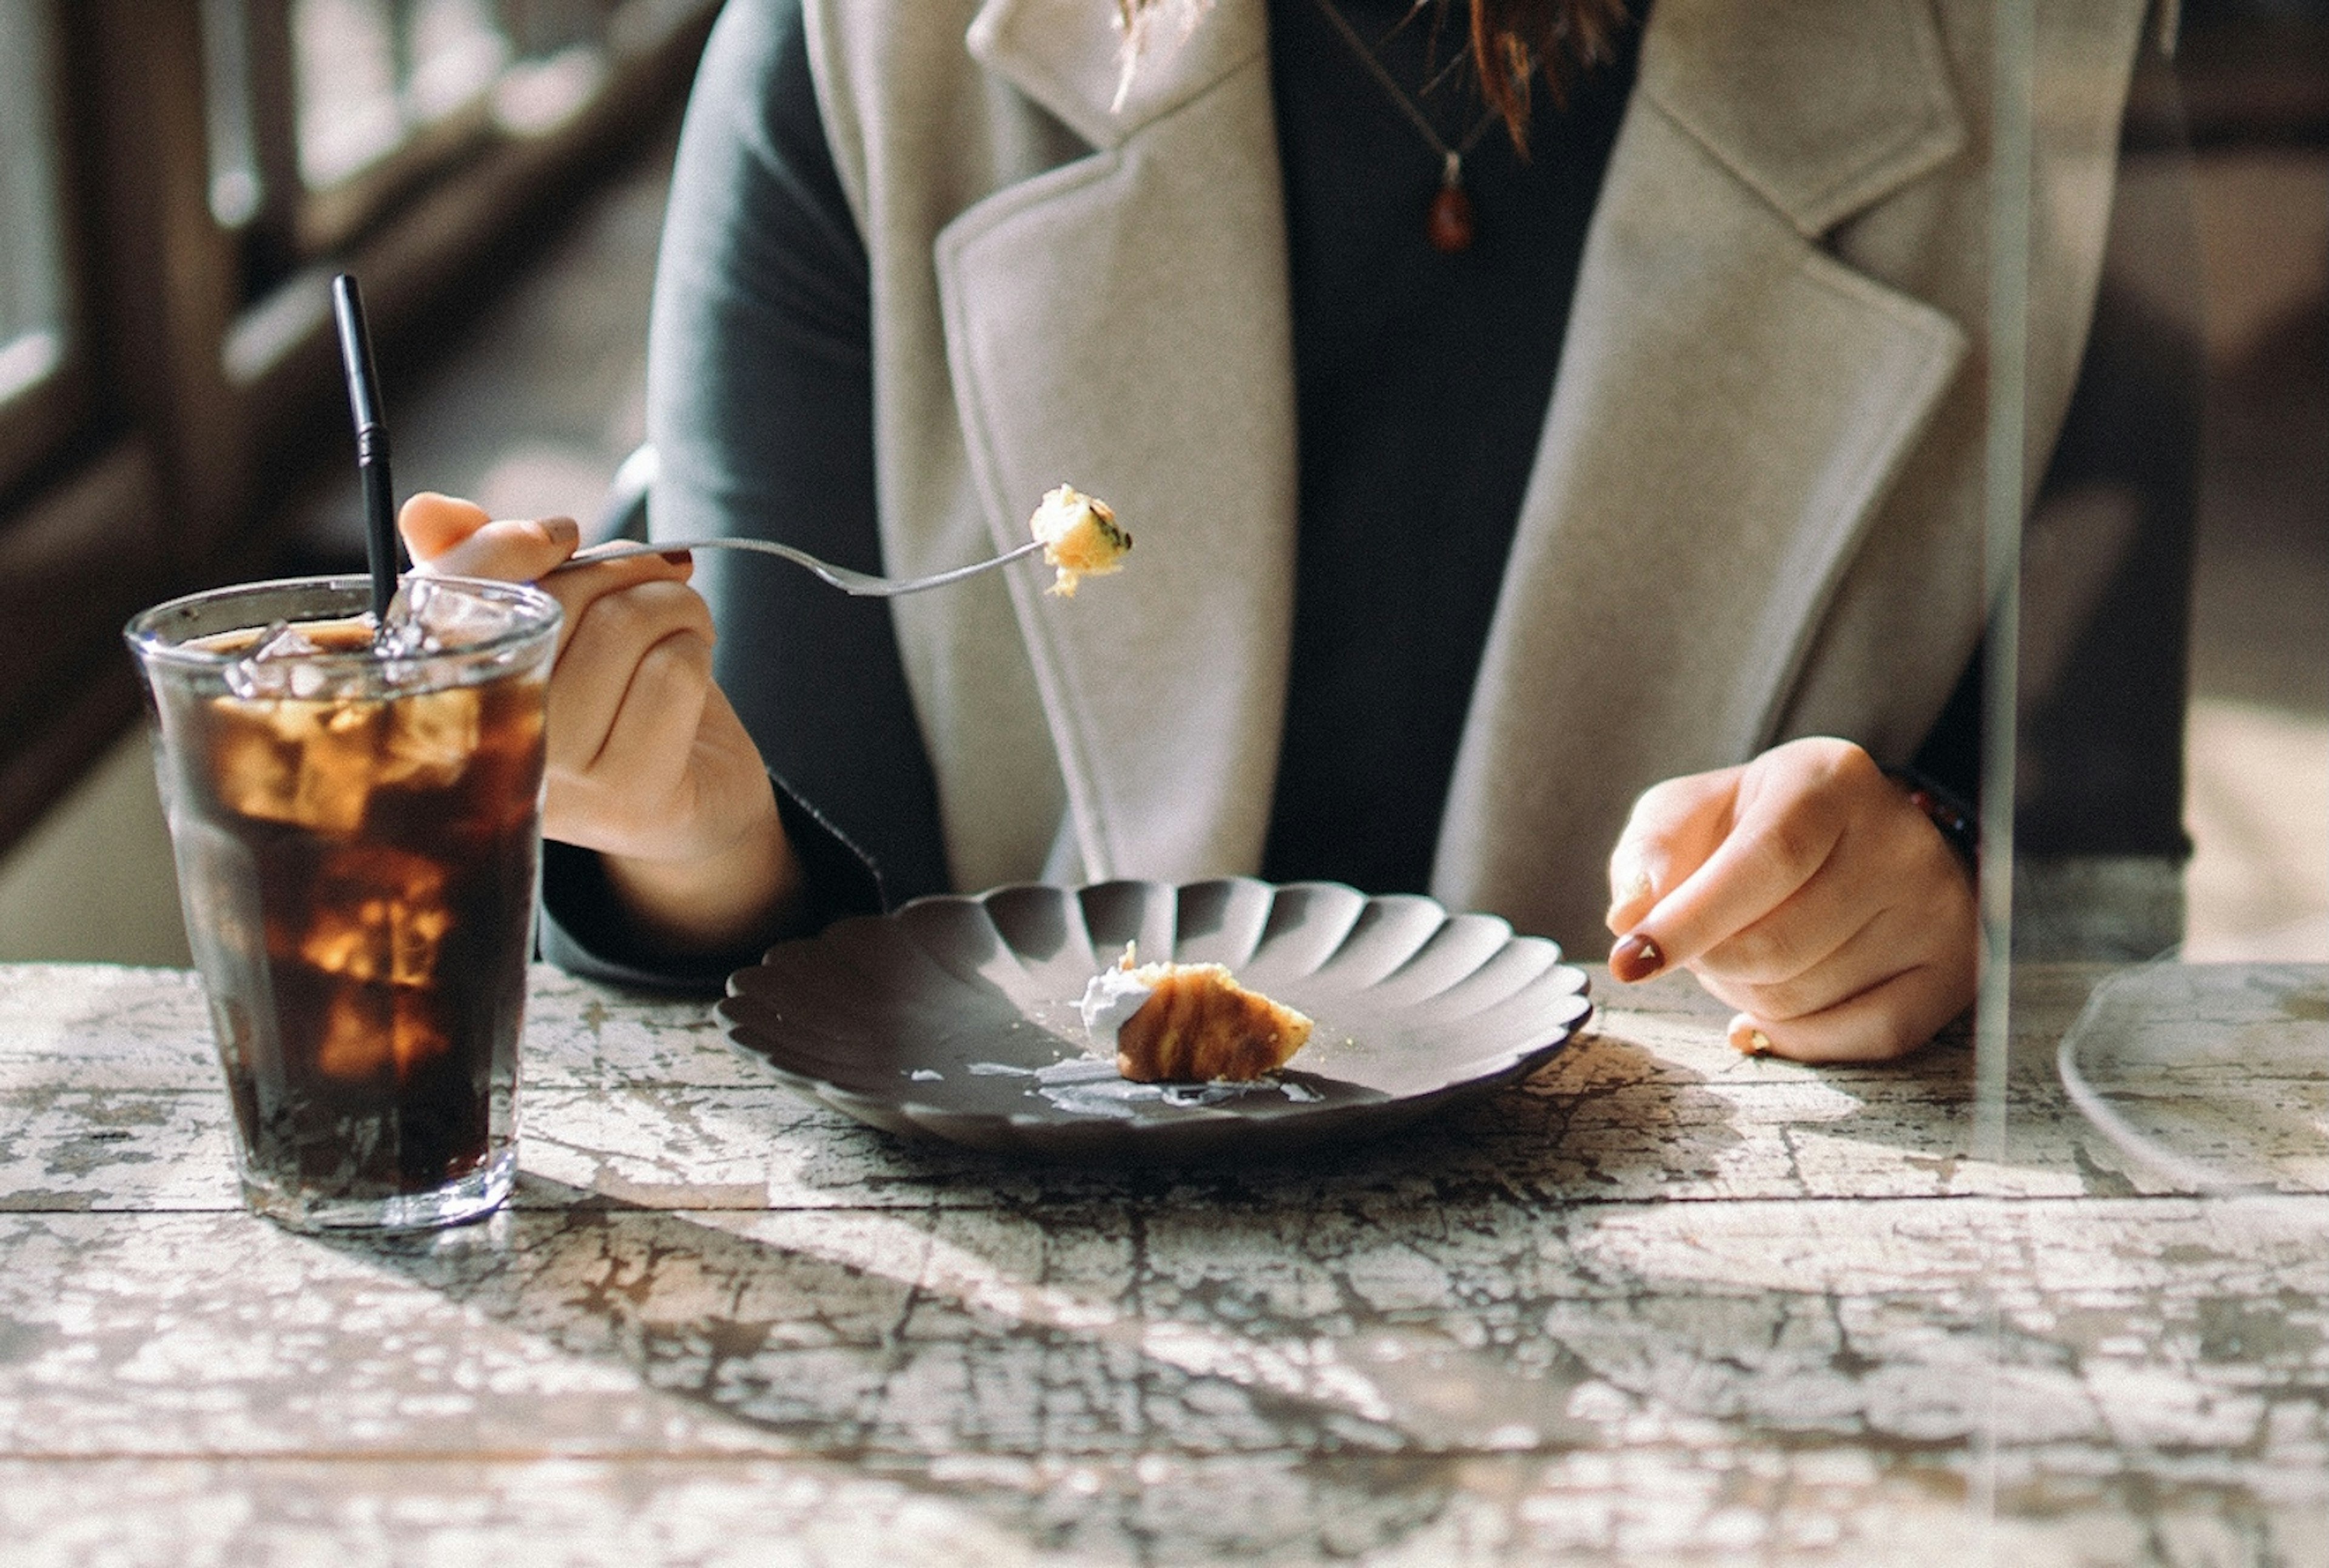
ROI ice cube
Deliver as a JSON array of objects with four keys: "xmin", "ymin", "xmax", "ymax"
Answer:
[
  {"xmin": 209, "ymin": 696, "xmax": 384, "ymax": 833},
  {"xmin": 224, "ymin": 622, "xmax": 298, "ymax": 699},
  {"xmin": 390, "ymin": 991, "xmax": 451, "ymax": 1074},
  {"xmin": 314, "ymin": 989, "xmax": 451, "ymax": 1080},
  {"xmin": 286, "ymin": 661, "xmax": 341, "ymax": 701},
  {"xmin": 400, "ymin": 576, "xmax": 516, "ymax": 651},
  {"xmin": 374, "ymin": 584, "xmax": 429, "ymax": 660},
  {"xmin": 316, "ymin": 992, "xmax": 392, "ymax": 1079},
  {"xmin": 253, "ymin": 624, "xmax": 323, "ymax": 662},
  {"xmin": 225, "ymin": 621, "xmax": 363, "ymax": 700},
  {"xmin": 297, "ymin": 846, "xmax": 450, "ymax": 986},
  {"xmin": 377, "ymin": 686, "xmax": 480, "ymax": 789}
]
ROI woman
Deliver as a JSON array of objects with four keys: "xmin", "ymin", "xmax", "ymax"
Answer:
[{"xmin": 402, "ymin": 0, "xmax": 2150, "ymax": 1061}]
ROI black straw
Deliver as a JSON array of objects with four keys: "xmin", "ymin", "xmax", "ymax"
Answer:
[{"xmin": 329, "ymin": 274, "xmax": 400, "ymax": 622}]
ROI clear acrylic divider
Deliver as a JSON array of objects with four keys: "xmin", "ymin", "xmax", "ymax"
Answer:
[{"xmin": 1985, "ymin": 0, "xmax": 2329, "ymax": 1556}]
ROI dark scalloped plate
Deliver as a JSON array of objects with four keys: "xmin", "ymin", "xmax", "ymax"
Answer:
[{"xmin": 718, "ymin": 877, "xmax": 1593, "ymax": 1163}]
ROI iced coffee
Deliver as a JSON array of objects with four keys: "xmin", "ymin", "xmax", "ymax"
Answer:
[{"xmin": 126, "ymin": 575, "xmax": 559, "ymax": 1231}]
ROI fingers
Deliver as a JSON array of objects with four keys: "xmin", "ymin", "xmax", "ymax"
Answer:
[
  {"xmin": 527, "ymin": 551, "xmax": 699, "ymax": 663},
  {"xmin": 395, "ymin": 488, "xmax": 787, "ymax": 953},
  {"xmin": 597, "ymin": 677, "xmax": 798, "ymax": 954},
  {"xmin": 1605, "ymin": 766, "xmax": 1739, "ymax": 935},
  {"xmin": 545, "ymin": 579, "xmax": 718, "ymax": 776},
  {"xmin": 397, "ymin": 486, "xmax": 718, "ymax": 865},
  {"xmin": 545, "ymin": 630, "xmax": 715, "ymax": 859},
  {"xmin": 1610, "ymin": 739, "xmax": 1880, "ymax": 981},
  {"xmin": 424, "ymin": 514, "xmax": 583, "ymax": 580},
  {"xmin": 1693, "ymin": 865, "xmax": 1973, "ymax": 1027},
  {"xmin": 1694, "ymin": 894, "xmax": 1890, "ymax": 1018},
  {"xmin": 594, "ymin": 633, "xmax": 716, "ymax": 809},
  {"xmin": 1689, "ymin": 828, "xmax": 1911, "ymax": 1005},
  {"xmin": 1604, "ymin": 737, "xmax": 1977, "ymax": 1063},
  {"xmin": 1632, "ymin": 749, "xmax": 1870, "ymax": 976},
  {"xmin": 544, "ymin": 639, "xmax": 798, "ymax": 953},
  {"xmin": 1725, "ymin": 946, "xmax": 1974, "ymax": 1064}
]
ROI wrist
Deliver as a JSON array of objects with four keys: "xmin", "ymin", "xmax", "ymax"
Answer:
[
  {"xmin": 600, "ymin": 785, "xmax": 802, "ymax": 958},
  {"xmin": 1884, "ymin": 765, "xmax": 1978, "ymax": 872}
]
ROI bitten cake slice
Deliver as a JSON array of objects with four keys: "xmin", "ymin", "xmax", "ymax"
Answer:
[
  {"xmin": 1029, "ymin": 484, "xmax": 1132, "ymax": 596},
  {"xmin": 1078, "ymin": 943, "xmax": 1313, "ymax": 1083}
]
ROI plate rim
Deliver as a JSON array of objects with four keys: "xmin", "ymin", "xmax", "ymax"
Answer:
[{"xmin": 719, "ymin": 875, "xmax": 1593, "ymax": 1157}]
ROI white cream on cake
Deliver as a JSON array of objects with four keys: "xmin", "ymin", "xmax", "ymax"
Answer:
[{"xmin": 1077, "ymin": 944, "xmax": 1159, "ymax": 1054}]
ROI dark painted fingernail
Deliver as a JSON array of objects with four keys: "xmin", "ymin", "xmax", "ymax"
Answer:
[
  {"xmin": 1608, "ymin": 933, "xmax": 1663, "ymax": 983},
  {"xmin": 660, "ymin": 548, "xmax": 694, "ymax": 565}
]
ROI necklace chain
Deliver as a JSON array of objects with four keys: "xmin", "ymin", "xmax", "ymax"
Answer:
[{"xmin": 1307, "ymin": 0, "xmax": 1501, "ymax": 189}]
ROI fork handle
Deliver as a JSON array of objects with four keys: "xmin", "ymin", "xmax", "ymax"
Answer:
[{"xmin": 551, "ymin": 535, "xmax": 1043, "ymax": 597}]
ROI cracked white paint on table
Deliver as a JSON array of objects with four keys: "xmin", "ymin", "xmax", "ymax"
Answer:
[{"xmin": 2, "ymin": 961, "xmax": 2325, "ymax": 1566}]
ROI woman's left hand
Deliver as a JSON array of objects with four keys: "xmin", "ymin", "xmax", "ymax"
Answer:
[{"xmin": 1603, "ymin": 736, "xmax": 1977, "ymax": 1063}]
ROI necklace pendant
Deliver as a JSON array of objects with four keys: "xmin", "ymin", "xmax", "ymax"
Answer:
[{"xmin": 1426, "ymin": 181, "xmax": 1474, "ymax": 254}]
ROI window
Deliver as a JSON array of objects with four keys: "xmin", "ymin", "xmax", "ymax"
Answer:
[
  {"xmin": 0, "ymin": 0, "xmax": 79, "ymax": 497},
  {"xmin": 0, "ymin": 2, "xmax": 66, "ymax": 406},
  {"xmin": 293, "ymin": 0, "xmax": 509, "ymax": 189},
  {"xmin": 0, "ymin": 0, "xmax": 716, "ymax": 856},
  {"xmin": 197, "ymin": 0, "xmax": 683, "ymax": 288}
]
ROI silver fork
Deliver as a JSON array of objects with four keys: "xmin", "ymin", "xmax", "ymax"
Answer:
[{"xmin": 551, "ymin": 535, "xmax": 1047, "ymax": 597}]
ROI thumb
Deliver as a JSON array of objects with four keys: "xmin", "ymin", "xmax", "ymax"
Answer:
[{"xmin": 398, "ymin": 493, "xmax": 492, "ymax": 564}]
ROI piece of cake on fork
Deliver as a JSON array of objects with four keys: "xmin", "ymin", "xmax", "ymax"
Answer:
[{"xmin": 1029, "ymin": 484, "xmax": 1132, "ymax": 597}]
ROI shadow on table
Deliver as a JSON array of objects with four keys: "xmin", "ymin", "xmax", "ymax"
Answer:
[
  {"xmin": 314, "ymin": 1175, "xmax": 1526, "ymax": 1561},
  {"xmin": 310, "ymin": 1142, "xmax": 2006, "ymax": 1561}
]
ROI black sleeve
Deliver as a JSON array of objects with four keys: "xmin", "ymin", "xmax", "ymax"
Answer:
[{"xmin": 537, "ymin": 773, "xmax": 882, "ymax": 991}]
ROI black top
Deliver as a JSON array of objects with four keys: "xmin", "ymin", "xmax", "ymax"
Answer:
[{"xmin": 1264, "ymin": 0, "xmax": 1636, "ymax": 890}]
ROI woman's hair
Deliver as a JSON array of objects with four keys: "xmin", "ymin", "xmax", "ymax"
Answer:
[
  {"xmin": 1459, "ymin": 0, "xmax": 1632, "ymax": 149},
  {"xmin": 1121, "ymin": 0, "xmax": 1632, "ymax": 152}
]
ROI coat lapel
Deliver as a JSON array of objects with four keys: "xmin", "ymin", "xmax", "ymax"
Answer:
[
  {"xmin": 935, "ymin": 0, "xmax": 1297, "ymax": 884},
  {"xmin": 1435, "ymin": 0, "xmax": 1978, "ymax": 946}
]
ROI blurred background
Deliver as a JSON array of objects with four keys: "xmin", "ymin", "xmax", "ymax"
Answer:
[
  {"xmin": 0, "ymin": 0, "xmax": 713, "ymax": 963},
  {"xmin": 2166, "ymin": 0, "xmax": 2328, "ymax": 958},
  {"xmin": 0, "ymin": 0, "xmax": 2319, "ymax": 967}
]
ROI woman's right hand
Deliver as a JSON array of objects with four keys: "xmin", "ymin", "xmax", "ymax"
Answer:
[{"xmin": 398, "ymin": 493, "xmax": 801, "ymax": 955}]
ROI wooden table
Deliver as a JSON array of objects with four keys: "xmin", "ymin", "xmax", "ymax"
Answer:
[{"xmin": 2, "ymin": 960, "xmax": 2324, "ymax": 1565}]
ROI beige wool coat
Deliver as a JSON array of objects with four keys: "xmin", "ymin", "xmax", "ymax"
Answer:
[{"xmin": 801, "ymin": 0, "xmax": 2148, "ymax": 951}]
